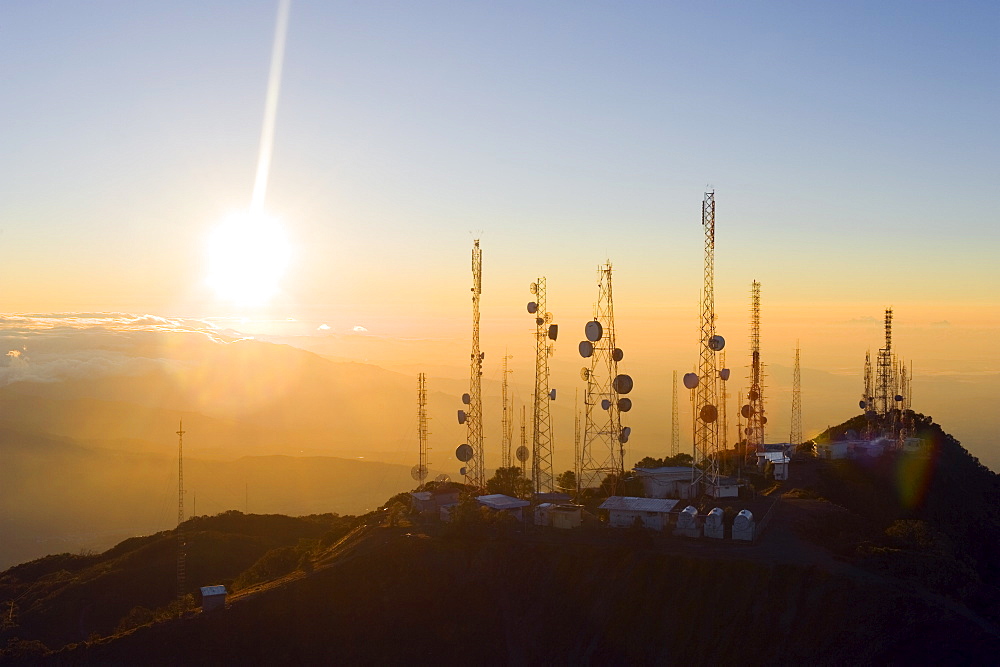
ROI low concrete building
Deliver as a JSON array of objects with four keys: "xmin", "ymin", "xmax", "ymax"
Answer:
[
  {"xmin": 200, "ymin": 585, "xmax": 227, "ymax": 612},
  {"xmin": 477, "ymin": 494, "xmax": 530, "ymax": 520},
  {"xmin": 550, "ymin": 504, "xmax": 583, "ymax": 529},
  {"xmin": 599, "ymin": 496, "xmax": 679, "ymax": 530},
  {"xmin": 633, "ymin": 467, "xmax": 698, "ymax": 499},
  {"xmin": 534, "ymin": 502, "xmax": 555, "ymax": 526},
  {"xmin": 756, "ymin": 452, "xmax": 790, "ymax": 481},
  {"xmin": 705, "ymin": 476, "xmax": 740, "ymax": 499},
  {"xmin": 410, "ymin": 487, "xmax": 461, "ymax": 514}
]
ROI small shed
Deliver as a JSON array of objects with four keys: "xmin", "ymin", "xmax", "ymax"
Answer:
[
  {"xmin": 706, "ymin": 476, "xmax": 740, "ymax": 499},
  {"xmin": 477, "ymin": 494, "xmax": 530, "ymax": 520},
  {"xmin": 534, "ymin": 502, "xmax": 555, "ymax": 526},
  {"xmin": 200, "ymin": 585, "xmax": 227, "ymax": 613},
  {"xmin": 411, "ymin": 487, "xmax": 461, "ymax": 514},
  {"xmin": 633, "ymin": 467, "xmax": 698, "ymax": 499},
  {"xmin": 599, "ymin": 496, "xmax": 679, "ymax": 530},
  {"xmin": 550, "ymin": 504, "xmax": 583, "ymax": 529}
]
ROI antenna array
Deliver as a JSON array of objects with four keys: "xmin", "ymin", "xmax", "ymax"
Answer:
[
  {"xmin": 412, "ymin": 373, "xmax": 430, "ymax": 483},
  {"xmin": 527, "ymin": 278, "xmax": 558, "ymax": 493},
  {"xmin": 501, "ymin": 355, "xmax": 513, "ymax": 469},
  {"xmin": 743, "ymin": 280, "xmax": 766, "ymax": 456},
  {"xmin": 456, "ymin": 239, "xmax": 485, "ymax": 487},
  {"xmin": 790, "ymin": 343, "xmax": 802, "ymax": 446},
  {"xmin": 578, "ymin": 263, "xmax": 633, "ymax": 492}
]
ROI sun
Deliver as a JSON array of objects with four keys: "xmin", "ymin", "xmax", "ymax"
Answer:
[{"xmin": 205, "ymin": 210, "xmax": 292, "ymax": 306}]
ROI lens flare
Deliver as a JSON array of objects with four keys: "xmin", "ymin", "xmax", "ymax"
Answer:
[{"xmin": 206, "ymin": 210, "xmax": 291, "ymax": 306}]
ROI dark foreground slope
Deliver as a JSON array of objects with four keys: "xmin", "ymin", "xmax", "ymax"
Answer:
[{"xmin": 47, "ymin": 530, "xmax": 1000, "ymax": 666}]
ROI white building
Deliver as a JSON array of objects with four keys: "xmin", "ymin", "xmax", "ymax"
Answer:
[
  {"xmin": 599, "ymin": 496, "xmax": 679, "ymax": 530},
  {"xmin": 477, "ymin": 494, "xmax": 530, "ymax": 521},
  {"xmin": 756, "ymin": 451, "xmax": 790, "ymax": 481},
  {"xmin": 536, "ymin": 503, "xmax": 584, "ymax": 529},
  {"xmin": 633, "ymin": 467, "xmax": 698, "ymax": 499},
  {"xmin": 200, "ymin": 585, "xmax": 227, "ymax": 613}
]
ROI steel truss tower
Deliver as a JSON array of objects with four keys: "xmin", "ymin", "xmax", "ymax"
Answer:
[
  {"xmin": 529, "ymin": 277, "xmax": 556, "ymax": 493},
  {"xmin": 176, "ymin": 422, "xmax": 186, "ymax": 600},
  {"xmin": 579, "ymin": 264, "xmax": 631, "ymax": 492},
  {"xmin": 413, "ymin": 373, "xmax": 430, "ymax": 483},
  {"xmin": 501, "ymin": 355, "xmax": 513, "ymax": 469},
  {"xmin": 875, "ymin": 308, "xmax": 894, "ymax": 422},
  {"xmin": 671, "ymin": 370, "xmax": 680, "ymax": 457},
  {"xmin": 790, "ymin": 343, "xmax": 802, "ymax": 446},
  {"xmin": 745, "ymin": 281, "xmax": 766, "ymax": 456},
  {"xmin": 693, "ymin": 191, "xmax": 721, "ymax": 491},
  {"xmin": 465, "ymin": 240, "xmax": 485, "ymax": 488}
]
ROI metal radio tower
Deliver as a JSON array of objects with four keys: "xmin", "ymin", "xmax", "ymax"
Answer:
[
  {"xmin": 790, "ymin": 343, "xmax": 802, "ymax": 446},
  {"xmin": 574, "ymin": 389, "xmax": 582, "ymax": 493},
  {"xmin": 528, "ymin": 278, "xmax": 558, "ymax": 493},
  {"xmin": 693, "ymin": 191, "xmax": 723, "ymax": 492},
  {"xmin": 176, "ymin": 421, "xmax": 186, "ymax": 600},
  {"xmin": 671, "ymin": 370, "xmax": 680, "ymax": 457},
  {"xmin": 875, "ymin": 308, "xmax": 893, "ymax": 420},
  {"xmin": 719, "ymin": 350, "xmax": 729, "ymax": 459},
  {"xmin": 464, "ymin": 240, "xmax": 486, "ymax": 487},
  {"xmin": 744, "ymin": 280, "xmax": 766, "ymax": 456},
  {"xmin": 579, "ymin": 263, "xmax": 633, "ymax": 493},
  {"xmin": 501, "ymin": 355, "xmax": 513, "ymax": 469},
  {"xmin": 517, "ymin": 404, "xmax": 528, "ymax": 475},
  {"xmin": 412, "ymin": 374, "xmax": 430, "ymax": 484}
]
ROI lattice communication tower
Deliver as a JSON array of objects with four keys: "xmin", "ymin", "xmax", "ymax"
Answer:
[
  {"xmin": 176, "ymin": 421, "xmax": 186, "ymax": 600},
  {"xmin": 412, "ymin": 373, "xmax": 430, "ymax": 484},
  {"xmin": 455, "ymin": 240, "xmax": 485, "ymax": 487},
  {"xmin": 790, "ymin": 343, "xmax": 802, "ymax": 446},
  {"xmin": 527, "ymin": 278, "xmax": 558, "ymax": 492},
  {"xmin": 671, "ymin": 370, "xmax": 680, "ymax": 457},
  {"xmin": 743, "ymin": 280, "xmax": 766, "ymax": 457},
  {"xmin": 500, "ymin": 355, "xmax": 513, "ymax": 469},
  {"xmin": 692, "ymin": 191, "xmax": 724, "ymax": 491},
  {"xmin": 578, "ymin": 264, "xmax": 633, "ymax": 492}
]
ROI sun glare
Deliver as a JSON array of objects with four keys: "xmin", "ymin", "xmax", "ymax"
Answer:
[{"xmin": 206, "ymin": 210, "xmax": 291, "ymax": 306}]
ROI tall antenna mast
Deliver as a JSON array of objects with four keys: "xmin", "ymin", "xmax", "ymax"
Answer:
[
  {"xmin": 876, "ymin": 307, "xmax": 894, "ymax": 434},
  {"xmin": 456, "ymin": 240, "xmax": 486, "ymax": 488},
  {"xmin": 671, "ymin": 370, "xmax": 680, "ymax": 457},
  {"xmin": 516, "ymin": 404, "xmax": 529, "ymax": 475},
  {"xmin": 412, "ymin": 373, "xmax": 430, "ymax": 484},
  {"xmin": 790, "ymin": 342, "xmax": 802, "ymax": 446},
  {"xmin": 176, "ymin": 421, "xmax": 186, "ymax": 602},
  {"xmin": 500, "ymin": 354, "xmax": 513, "ymax": 469},
  {"xmin": 528, "ymin": 278, "xmax": 558, "ymax": 493},
  {"xmin": 693, "ymin": 191, "xmax": 724, "ymax": 494},
  {"xmin": 574, "ymin": 388, "xmax": 582, "ymax": 494},
  {"xmin": 578, "ymin": 263, "xmax": 633, "ymax": 493},
  {"xmin": 744, "ymin": 280, "xmax": 765, "ymax": 457},
  {"xmin": 719, "ymin": 350, "xmax": 729, "ymax": 467}
]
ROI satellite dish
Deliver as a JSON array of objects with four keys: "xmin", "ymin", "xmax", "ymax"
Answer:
[
  {"xmin": 529, "ymin": 282, "xmax": 537, "ymax": 294},
  {"xmin": 515, "ymin": 445, "xmax": 529, "ymax": 462},
  {"xmin": 527, "ymin": 301, "xmax": 538, "ymax": 314},
  {"xmin": 455, "ymin": 444, "xmax": 474, "ymax": 462},
  {"xmin": 480, "ymin": 352, "xmax": 485, "ymax": 360},
  {"xmin": 894, "ymin": 394, "xmax": 904, "ymax": 402},
  {"xmin": 700, "ymin": 404, "xmax": 718, "ymax": 423},
  {"xmin": 585, "ymin": 320, "xmax": 603, "ymax": 342},
  {"xmin": 617, "ymin": 397, "xmax": 632, "ymax": 412},
  {"xmin": 462, "ymin": 393, "xmax": 471, "ymax": 405},
  {"xmin": 601, "ymin": 399, "xmax": 612, "ymax": 410},
  {"xmin": 741, "ymin": 404, "xmax": 753, "ymax": 418},
  {"xmin": 549, "ymin": 388, "xmax": 556, "ymax": 400},
  {"xmin": 761, "ymin": 416, "xmax": 768, "ymax": 425},
  {"xmin": 435, "ymin": 474, "xmax": 450, "ymax": 483},
  {"xmin": 612, "ymin": 348, "xmax": 624, "ymax": 362},
  {"xmin": 613, "ymin": 374, "xmax": 633, "ymax": 394},
  {"xmin": 859, "ymin": 400, "xmax": 866, "ymax": 409},
  {"xmin": 457, "ymin": 410, "xmax": 467, "ymax": 425},
  {"xmin": 719, "ymin": 368, "xmax": 731, "ymax": 381},
  {"xmin": 536, "ymin": 317, "xmax": 545, "ymax": 326},
  {"xmin": 748, "ymin": 390, "xmax": 759, "ymax": 401},
  {"xmin": 460, "ymin": 466, "xmax": 468, "ymax": 476},
  {"xmin": 683, "ymin": 373, "xmax": 699, "ymax": 389},
  {"xmin": 548, "ymin": 324, "xmax": 558, "ymax": 341},
  {"xmin": 580, "ymin": 367, "xmax": 591, "ymax": 381},
  {"xmin": 544, "ymin": 312, "xmax": 552, "ymax": 324},
  {"xmin": 708, "ymin": 335, "xmax": 725, "ymax": 351},
  {"xmin": 619, "ymin": 426, "xmax": 631, "ymax": 443},
  {"xmin": 410, "ymin": 464, "xmax": 428, "ymax": 482},
  {"xmin": 579, "ymin": 341, "xmax": 594, "ymax": 358}
]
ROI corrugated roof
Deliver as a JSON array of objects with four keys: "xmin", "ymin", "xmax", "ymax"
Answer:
[
  {"xmin": 410, "ymin": 491, "xmax": 432, "ymax": 501},
  {"xmin": 200, "ymin": 585, "xmax": 227, "ymax": 596},
  {"xmin": 599, "ymin": 496, "xmax": 679, "ymax": 513},
  {"xmin": 477, "ymin": 494, "xmax": 530, "ymax": 510}
]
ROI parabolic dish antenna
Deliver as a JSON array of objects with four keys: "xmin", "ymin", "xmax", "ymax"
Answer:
[
  {"xmin": 536, "ymin": 317, "xmax": 545, "ymax": 326},
  {"xmin": 549, "ymin": 388, "xmax": 556, "ymax": 400},
  {"xmin": 617, "ymin": 397, "xmax": 632, "ymax": 412},
  {"xmin": 455, "ymin": 443, "xmax": 474, "ymax": 462},
  {"xmin": 708, "ymin": 335, "xmax": 725, "ymax": 351},
  {"xmin": 462, "ymin": 393, "xmax": 471, "ymax": 405},
  {"xmin": 895, "ymin": 394, "xmax": 904, "ymax": 402},
  {"xmin": 579, "ymin": 341, "xmax": 594, "ymax": 358},
  {"xmin": 601, "ymin": 399, "xmax": 612, "ymax": 410},
  {"xmin": 748, "ymin": 390, "xmax": 759, "ymax": 401},
  {"xmin": 410, "ymin": 464, "xmax": 428, "ymax": 482},
  {"xmin": 460, "ymin": 467, "xmax": 467, "ymax": 476},
  {"xmin": 683, "ymin": 372, "xmax": 699, "ymax": 389},
  {"xmin": 548, "ymin": 324, "xmax": 558, "ymax": 340},
  {"xmin": 612, "ymin": 348, "xmax": 624, "ymax": 362},
  {"xmin": 741, "ymin": 404, "xmax": 753, "ymax": 418},
  {"xmin": 529, "ymin": 282, "xmax": 537, "ymax": 294},
  {"xmin": 859, "ymin": 400, "xmax": 866, "ymax": 409},
  {"xmin": 719, "ymin": 368, "xmax": 731, "ymax": 381},
  {"xmin": 619, "ymin": 426, "xmax": 631, "ymax": 443},
  {"xmin": 585, "ymin": 320, "xmax": 603, "ymax": 342},
  {"xmin": 527, "ymin": 301, "xmax": 538, "ymax": 314},
  {"xmin": 457, "ymin": 410, "xmax": 467, "ymax": 425},
  {"xmin": 613, "ymin": 374, "xmax": 633, "ymax": 394},
  {"xmin": 544, "ymin": 312, "xmax": 552, "ymax": 324},
  {"xmin": 515, "ymin": 445, "xmax": 529, "ymax": 462},
  {"xmin": 700, "ymin": 404, "xmax": 718, "ymax": 423},
  {"xmin": 580, "ymin": 367, "xmax": 591, "ymax": 381},
  {"xmin": 761, "ymin": 416, "xmax": 768, "ymax": 425}
]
